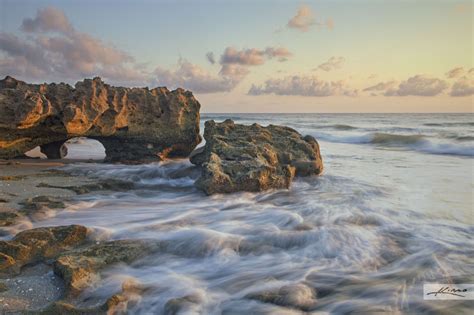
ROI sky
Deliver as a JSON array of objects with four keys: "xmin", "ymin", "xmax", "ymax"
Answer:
[{"xmin": 0, "ymin": 0, "xmax": 472, "ymax": 113}]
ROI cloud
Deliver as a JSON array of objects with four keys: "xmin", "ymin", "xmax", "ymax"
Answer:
[
  {"xmin": 0, "ymin": 7, "xmax": 146, "ymax": 86},
  {"xmin": 314, "ymin": 56, "xmax": 345, "ymax": 72},
  {"xmin": 326, "ymin": 17, "xmax": 334, "ymax": 30},
  {"xmin": 220, "ymin": 46, "xmax": 292, "ymax": 66},
  {"xmin": 395, "ymin": 75, "xmax": 448, "ymax": 96},
  {"xmin": 220, "ymin": 47, "xmax": 265, "ymax": 65},
  {"xmin": 450, "ymin": 76, "xmax": 474, "ymax": 97},
  {"xmin": 0, "ymin": 32, "xmax": 49, "ymax": 70},
  {"xmin": 175, "ymin": 46, "xmax": 292, "ymax": 92},
  {"xmin": 21, "ymin": 6, "xmax": 73, "ymax": 34},
  {"xmin": 206, "ymin": 52, "xmax": 215, "ymax": 64},
  {"xmin": 366, "ymin": 75, "xmax": 448, "ymax": 96},
  {"xmin": 363, "ymin": 81, "xmax": 398, "ymax": 92},
  {"xmin": 153, "ymin": 59, "xmax": 245, "ymax": 93},
  {"xmin": 365, "ymin": 72, "xmax": 474, "ymax": 97},
  {"xmin": 286, "ymin": 5, "xmax": 333, "ymax": 32},
  {"xmin": 263, "ymin": 47, "xmax": 292, "ymax": 62},
  {"xmin": 219, "ymin": 64, "xmax": 249, "ymax": 77},
  {"xmin": 287, "ymin": 5, "xmax": 315, "ymax": 32},
  {"xmin": 454, "ymin": 3, "xmax": 470, "ymax": 14},
  {"xmin": 173, "ymin": 46, "xmax": 294, "ymax": 92},
  {"xmin": 445, "ymin": 67, "xmax": 465, "ymax": 79},
  {"xmin": 343, "ymin": 89, "xmax": 359, "ymax": 97},
  {"xmin": 3, "ymin": 7, "xmax": 293, "ymax": 93},
  {"xmin": 248, "ymin": 75, "xmax": 356, "ymax": 97}
]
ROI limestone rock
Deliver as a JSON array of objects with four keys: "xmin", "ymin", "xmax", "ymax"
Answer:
[
  {"xmin": 0, "ymin": 225, "xmax": 157, "ymax": 313},
  {"xmin": 191, "ymin": 119, "xmax": 323, "ymax": 194},
  {"xmin": 0, "ymin": 225, "xmax": 88, "ymax": 274},
  {"xmin": 43, "ymin": 278, "xmax": 148, "ymax": 314},
  {"xmin": 0, "ymin": 76, "xmax": 201, "ymax": 162},
  {"xmin": 53, "ymin": 240, "xmax": 158, "ymax": 296},
  {"xmin": 0, "ymin": 211, "xmax": 21, "ymax": 227},
  {"xmin": 164, "ymin": 294, "xmax": 204, "ymax": 315},
  {"xmin": 245, "ymin": 283, "xmax": 317, "ymax": 311}
]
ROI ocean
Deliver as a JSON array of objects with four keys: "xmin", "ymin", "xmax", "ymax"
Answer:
[{"xmin": 28, "ymin": 113, "xmax": 474, "ymax": 313}]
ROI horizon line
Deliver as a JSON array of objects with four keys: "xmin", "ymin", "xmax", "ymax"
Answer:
[{"xmin": 201, "ymin": 112, "xmax": 474, "ymax": 114}]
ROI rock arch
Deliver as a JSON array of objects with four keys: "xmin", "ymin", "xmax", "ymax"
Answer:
[{"xmin": 0, "ymin": 76, "xmax": 201, "ymax": 162}]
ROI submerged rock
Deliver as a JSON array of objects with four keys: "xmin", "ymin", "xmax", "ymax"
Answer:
[
  {"xmin": 43, "ymin": 278, "xmax": 148, "ymax": 314},
  {"xmin": 0, "ymin": 211, "xmax": 21, "ymax": 227},
  {"xmin": 54, "ymin": 239, "xmax": 158, "ymax": 296},
  {"xmin": 190, "ymin": 119, "xmax": 323, "ymax": 194},
  {"xmin": 164, "ymin": 293, "xmax": 205, "ymax": 315},
  {"xmin": 245, "ymin": 283, "xmax": 318, "ymax": 311},
  {"xmin": 0, "ymin": 76, "xmax": 201, "ymax": 162}
]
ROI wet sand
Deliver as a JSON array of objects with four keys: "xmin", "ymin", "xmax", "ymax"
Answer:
[{"xmin": 0, "ymin": 159, "xmax": 101, "ymax": 211}]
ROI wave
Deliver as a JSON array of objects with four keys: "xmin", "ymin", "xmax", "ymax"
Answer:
[
  {"xmin": 60, "ymin": 160, "xmax": 198, "ymax": 188},
  {"xmin": 416, "ymin": 142, "xmax": 474, "ymax": 156},
  {"xmin": 371, "ymin": 133, "xmax": 425, "ymax": 145},
  {"xmin": 423, "ymin": 122, "xmax": 474, "ymax": 127},
  {"xmin": 313, "ymin": 132, "xmax": 425, "ymax": 145},
  {"xmin": 314, "ymin": 132, "xmax": 474, "ymax": 157},
  {"xmin": 454, "ymin": 136, "xmax": 474, "ymax": 142},
  {"xmin": 311, "ymin": 124, "xmax": 358, "ymax": 130}
]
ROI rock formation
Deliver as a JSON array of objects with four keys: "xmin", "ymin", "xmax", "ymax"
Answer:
[
  {"xmin": 245, "ymin": 283, "xmax": 318, "ymax": 311},
  {"xmin": 0, "ymin": 76, "xmax": 201, "ymax": 161},
  {"xmin": 0, "ymin": 225, "xmax": 159, "ymax": 313},
  {"xmin": 0, "ymin": 225, "xmax": 88, "ymax": 274},
  {"xmin": 190, "ymin": 119, "xmax": 323, "ymax": 194}
]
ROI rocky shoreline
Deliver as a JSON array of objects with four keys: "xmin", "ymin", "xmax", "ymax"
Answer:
[
  {"xmin": 1, "ymin": 224, "xmax": 159, "ymax": 313},
  {"xmin": 0, "ymin": 161, "xmax": 156, "ymax": 313},
  {"xmin": 0, "ymin": 77, "xmax": 324, "ymax": 313}
]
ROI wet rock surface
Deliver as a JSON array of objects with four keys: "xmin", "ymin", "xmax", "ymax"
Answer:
[
  {"xmin": 0, "ymin": 225, "xmax": 88, "ymax": 274},
  {"xmin": 54, "ymin": 239, "xmax": 158, "ymax": 296},
  {"xmin": 0, "ymin": 76, "xmax": 201, "ymax": 162},
  {"xmin": 43, "ymin": 278, "xmax": 147, "ymax": 315},
  {"xmin": 0, "ymin": 225, "xmax": 160, "ymax": 313},
  {"xmin": 245, "ymin": 283, "xmax": 318, "ymax": 311},
  {"xmin": 164, "ymin": 293, "xmax": 204, "ymax": 315},
  {"xmin": 191, "ymin": 119, "xmax": 323, "ymax": 194}
]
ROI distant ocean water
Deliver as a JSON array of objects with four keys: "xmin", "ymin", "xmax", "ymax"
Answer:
[{"xmin": 28, "ymin": 113, "xmax": 474, "ymax": 313}]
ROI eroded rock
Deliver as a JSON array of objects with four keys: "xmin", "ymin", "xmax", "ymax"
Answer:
[
  {"xmin": 245, "ymin": 283, "xmax": 318, "ymax": 311},
  {"xmin": 0, "ymin": 225, "xmax": 88, "ymax": 274},
  {"xmin": 0, "ymin": 211, "xmax": 21, "ymax": 227},
  {"xmin": 43, "ymin": 278, "xmax": 147, "ymax": 314},
  {"xmin": 0, "ymin": 76, "xmax": 201, "ymax": 162},
  {"xmin": 164, "ymin": 293, "xmax": 204, "ymax": 315},
  {"xmin": 53, "ymin": 240, "xmax": 158, "ymax": 296},
  {"xmin": 0, "ymin": 225, "xmax": 158, "ymax": 313},
  {"xmin": 191, "ymin": 119, "xmax": 323, "ymax": 194}
]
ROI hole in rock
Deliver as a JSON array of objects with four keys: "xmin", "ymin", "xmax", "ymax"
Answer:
[
  {"xmin": 24, "ymin": 147, "xmax": 46, "ymax": 159},
  {"xmin": 25, "ymin": 137, "xmax": 106, "ymax": 160},
  {"xmin": 63, "ymin": 137, "xmax": 106, "ymax": 160}
]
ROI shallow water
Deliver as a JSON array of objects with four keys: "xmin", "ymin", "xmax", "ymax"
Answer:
[{"xmin": 28, "ymin": 114, "xmax": 474, "ymax": 313}]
